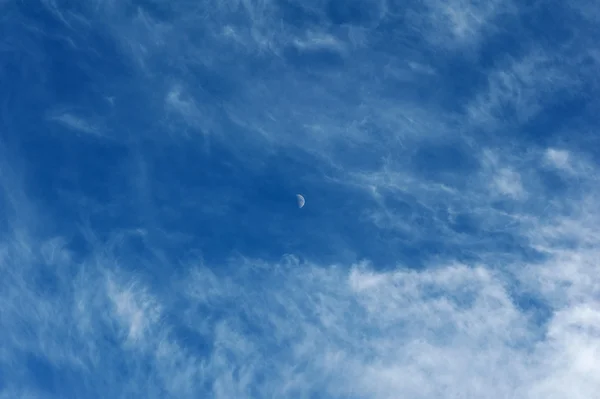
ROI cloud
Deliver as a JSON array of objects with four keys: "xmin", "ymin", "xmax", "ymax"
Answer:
[
  {"xmin": 466, "ymin": 44, "xmax": 600, "ymax": 134},
  {"xmin": 492, "ymin": 167, "xmax": 525, "ymax": 198},
  {"xmin": 48, "ymin": 112, "xmax": 103, "ymax": 137},
  {"xmin": 2, "ymin": 171, "xmax": 599, "ymax": 398},
  {"xmin": 61, "ymin": 0, "xmax": 503, "ymax": 159},
  {"xmin": 2, "ymin": 0, "xmax": 600, "ymax": 398},
  {"xmin": 544, "ymin": 148, "xmax": 571, "ymax": 170},
  {"xmin": 171, "ymin": 222, "xmax": 598, "ymax": 399},
  {"xmin": 106, "ymin": 276, "xmax": 162, "ymax": 345},
  {"xmin": 414, "ymin": 0, "xmax": 516, "ymax": 49},
  {"xmin": 291, "ymin": 31, "xmax": 346, "ymax": 52},
  {"xmin": 480, "ymin": 150, "xmax": 526, "ymax": 199},
  {"xmin": 164, "ymin": 85, "xmax": 210, "ymax": 132}
]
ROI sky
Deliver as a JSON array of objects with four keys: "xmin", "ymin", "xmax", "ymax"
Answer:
[{"xmin": 1, "ymin": 0, "xmax": 600, "ymax": 398}]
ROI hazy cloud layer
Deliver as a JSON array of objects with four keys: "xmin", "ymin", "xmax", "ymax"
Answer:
[{"xmin": 1, "ymin": 0, "xmax": 599, "ymax": 398}]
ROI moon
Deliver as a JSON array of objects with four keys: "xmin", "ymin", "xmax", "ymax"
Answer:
[{"xmin": 296, "ymin": 194, "xmax": 305, "ymax": 208}]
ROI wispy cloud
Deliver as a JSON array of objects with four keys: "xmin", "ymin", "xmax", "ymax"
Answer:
[
  {"xmin": 48, "ymin": 111, "xmax": 104, "ymax": 137},
  {"xmin": 2, "ymin": 0, "xmax": 600, "ymax": 398},
  {"xmin": 492, "ymin": 167, "xmax": 525, "ymax": 198},
  {"xmin": 466, "ymin": 46, "xmax": 599, "ymax": 133},
  {"xmin": 2, "ymin": 176, "xmax": 599, "ymax": 397},
  {"xmin": 413, "ymin": 0, "xmax": 516, "ymax": 49},
  {"xmin": 544, "ymin": 148, "xmax": 571, "ymax": 170}
]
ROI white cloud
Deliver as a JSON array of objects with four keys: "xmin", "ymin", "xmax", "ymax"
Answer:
[
  {"xmin": 292, "ymin": 31, "xmax": 345, "ymax": 52},
  {"xmin": 466, "ymin": 44, "xmax": 600, "ymax": 133},
  {"xmin": 409, "ymin": 0, "xmax": 515, "ymax": 49},
  {"xmin": 2, "ymin": 143, "xmax": 600, "ymax": 399},
  {"xmin": 3, "ymin": 1, "xmax": 600, "ymax": 398},
  {"xmin": 106, "ymin": 276, "xmax": 162, "ymax": 345},
  {"xmin": 164, "ymin": 84, "xmax": 215, "ymax": 143},
  {"xmin": 165, "ymin": 85, "xmax": 200, "ymax": 125},
  {"xmin": 544, "ymin": 148, "xmax": 571, "ymax": 170},
  {"xmin": 493, "ymin": 167, "xmax": 525, "ymax": 198},
  {"xmin": 541, "ymin": 147, "xmax": 598, "ymax": 182},
  {"xmin": 49, "ymin": 112, "xmax": 103, "ymax": 137},
  {"xmin": 169, "ymin": 231, "xmax": 598, "ymax": 399}
]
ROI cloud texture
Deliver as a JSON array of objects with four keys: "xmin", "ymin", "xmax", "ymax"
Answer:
[{"xmin": 1, "ymin": 0, "xmax": 599, "ymax": 398}]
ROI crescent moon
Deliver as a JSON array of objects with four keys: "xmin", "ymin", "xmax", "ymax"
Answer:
[{"xmin": 296, "ymin": 194, "xmax": 305, "ymax": 208}]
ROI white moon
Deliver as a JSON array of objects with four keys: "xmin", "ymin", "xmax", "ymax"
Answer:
[{"xmin": 296, "ymin": 194, "xmax": 305, "ymax": 208}]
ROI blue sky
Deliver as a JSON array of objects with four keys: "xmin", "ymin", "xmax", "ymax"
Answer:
[{"xmin": 1, "ymin": 0, "xmax": 600, "ymax": 398}]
